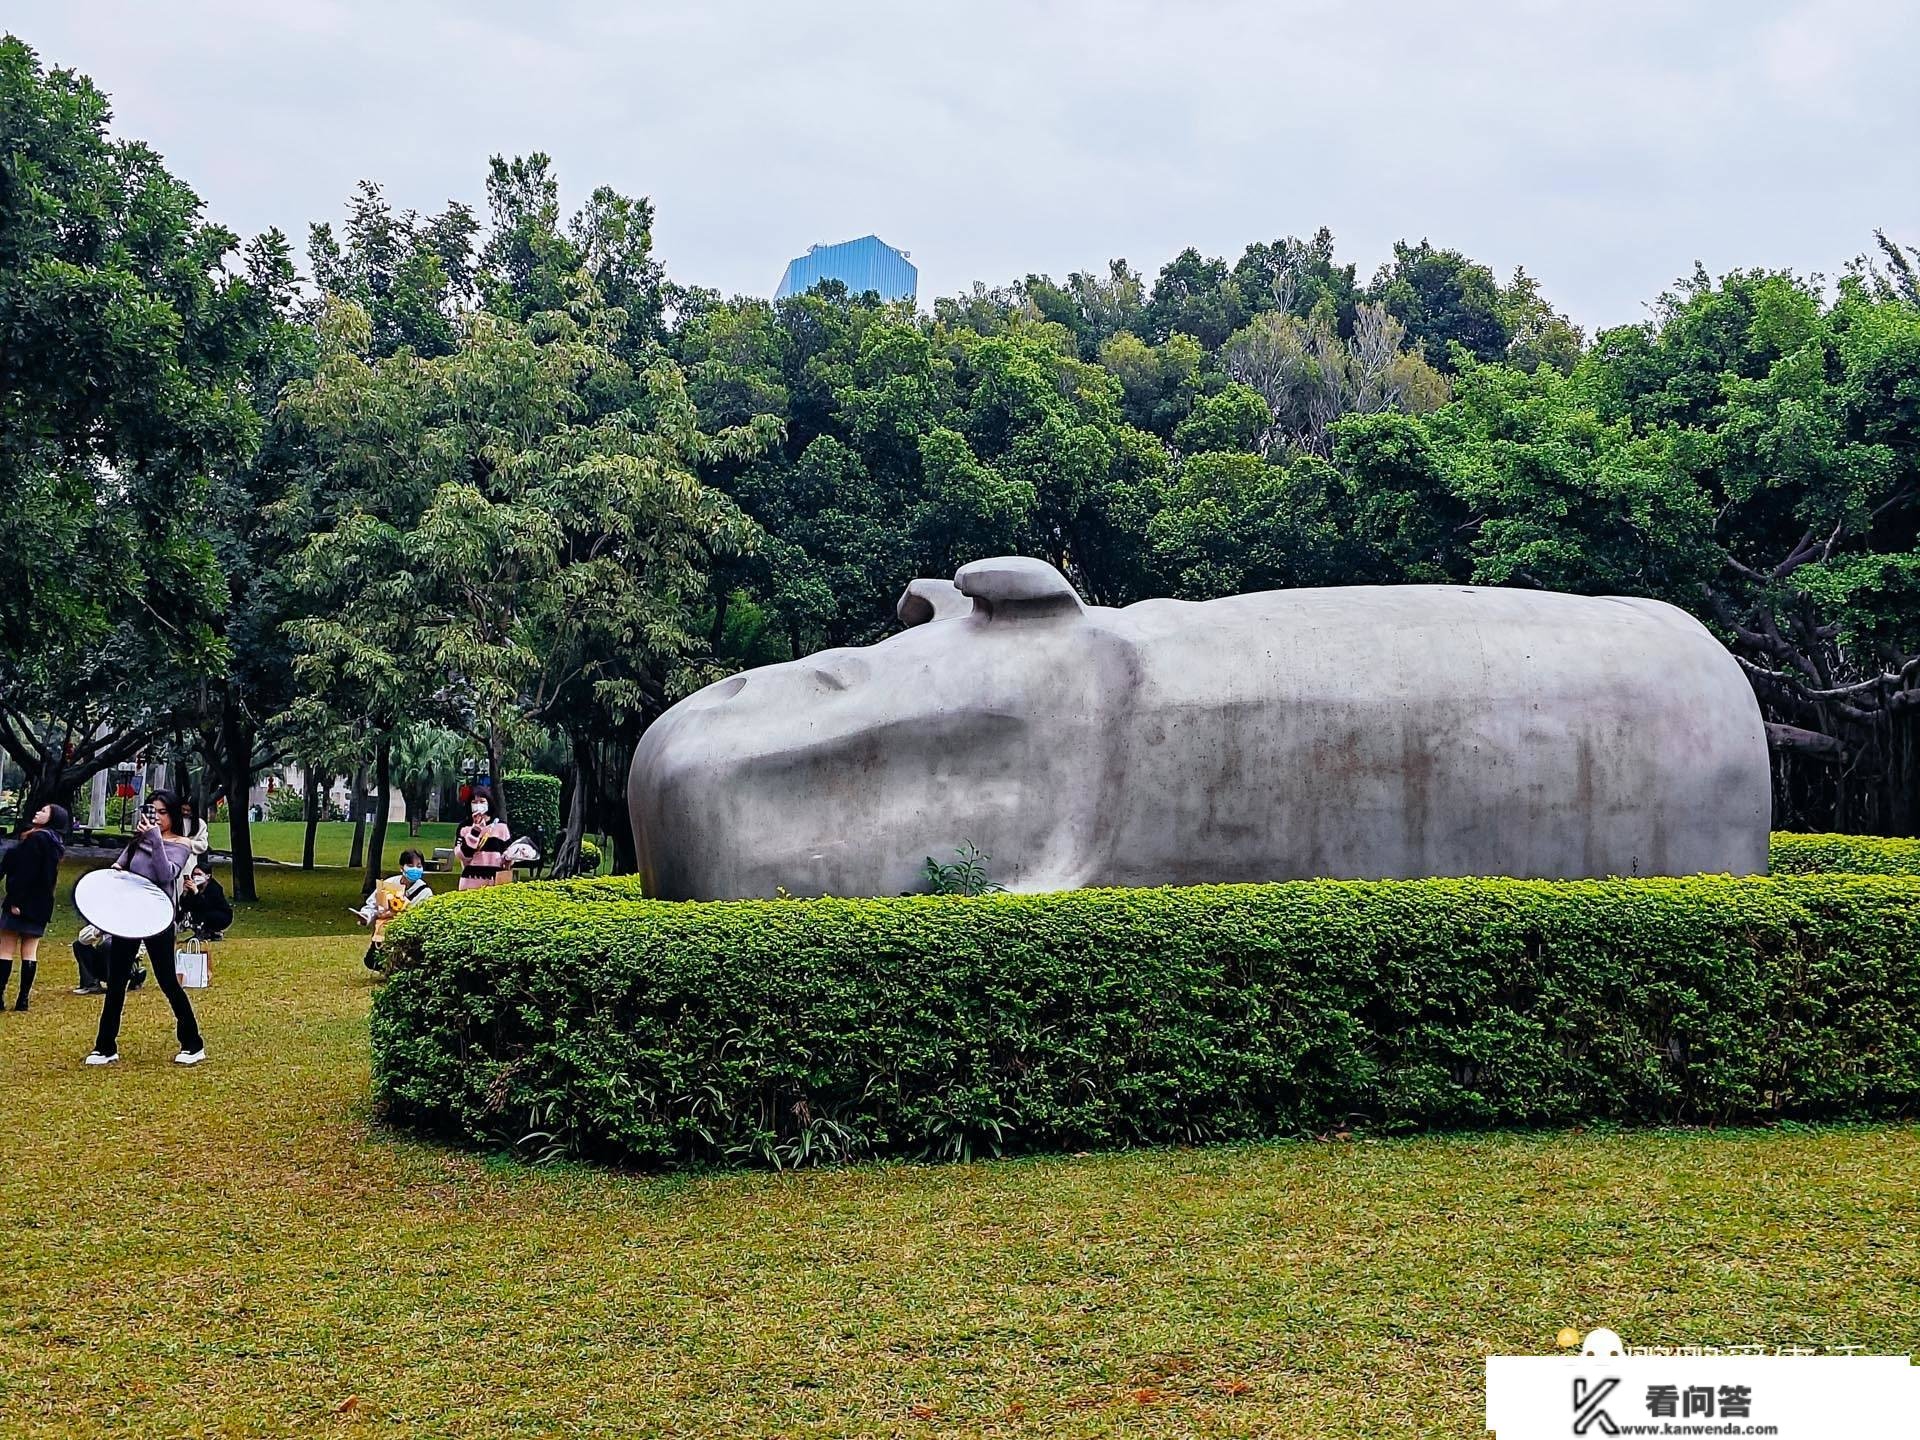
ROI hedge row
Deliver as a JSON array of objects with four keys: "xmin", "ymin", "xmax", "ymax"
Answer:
[
  {"xmin": 1770, "ymin": 831, "xmax": 1920, "ymax": 876},
  {"xmin": 372, "ymin": 873, "xmax": 1920, "ymax": 1170},
  {"xmin": 499, "ymin": 770, "xmax": 562, "ymax": 844}
]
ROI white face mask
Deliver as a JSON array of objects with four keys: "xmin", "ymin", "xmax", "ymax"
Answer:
[{"xmin": 472, "ymin": 804, "xmax": 489, "ymax": 819}]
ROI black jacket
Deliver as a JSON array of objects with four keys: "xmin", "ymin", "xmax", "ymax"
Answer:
[
  {"xmin": 179, "ymin": 874, "xmax": 234, "ymax": 934},
  {"xmin": 1, "ymin": 828, "xmax": 63, "ymax": 928}
]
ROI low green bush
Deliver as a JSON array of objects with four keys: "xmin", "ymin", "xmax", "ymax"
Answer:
[
  {"xmin": 1770, "ymin": 831, "xmax": 1920, "ymax": 876},
  {"xmin": 373, "ymin": 873, "xmax": 1920, "ymax": 1171}
]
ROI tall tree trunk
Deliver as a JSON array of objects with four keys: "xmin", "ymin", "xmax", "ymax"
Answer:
[
  {"xmin": 347, "ymin": 757, "xmax": 369, "ymax": 871},
  {"xmin": 302, "ymin": 763, "xmax": 321, "ymax": 869},
  {"xmin": 361, "ymin": 734, "xmax": 392, "ymax": 897},
  {"xmin": 552, "ymin": 732, "xmax": 590, "ymax": 878},
  {"xmin": 607, "ymin": 734, "xmax": 637, "ymax": 876},
  {"xmin": 486, "ymin": 724, "xmax": 508, "ymax": 828},
  {"xmin": 220, "ymin": 695, "xmax": 258, "ymax": 903}
]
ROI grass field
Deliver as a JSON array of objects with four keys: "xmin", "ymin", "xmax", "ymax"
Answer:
[
  {"xmin": 2, "ymin": 865, "xmax": 1916, "ymax": 1437},
  {"xmin": 203, "ymin": 820, "xmax": 462, "ymax": 869}
]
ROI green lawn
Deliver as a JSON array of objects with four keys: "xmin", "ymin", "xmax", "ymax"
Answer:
[
  {"xmin": 2, "ymin": 866, "xmax": 1916, "ymax": 1437},
  {"xmin": 205, "ymin": 819, "xmax": 461, "ymax": 869}
]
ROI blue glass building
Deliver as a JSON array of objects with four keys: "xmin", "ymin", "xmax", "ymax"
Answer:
[{"xmin": 775, "ymin": 235, "xmax": 917, "ymax": 303}]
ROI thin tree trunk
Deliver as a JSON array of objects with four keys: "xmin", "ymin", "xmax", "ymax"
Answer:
[
  {"xmin": 486, "ymin": 725, "xmax": 508, "ymax": 828},
  {"xmin": 607, "ymin": 735, "xmax": 637, "ymax": 875},
  {"xmin": 302, "ymin": 763, "xmax": 321, "ymax": 869},
  {"xmin": 553, "ymin": 734, "xmax": 590, "ymax": 878},
  {"xmin": 221, "ymin": 696, "xmax": 258, "ymax": 903},
  {"xmin": 361, "ymin": 734, "xmax": 392, "ymax": 897},
  {"xmin": 347, "ymin": 758, "xmax": 369, "ymax": 870}
]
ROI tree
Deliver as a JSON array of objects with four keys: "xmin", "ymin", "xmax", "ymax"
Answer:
[
  {"xmin": 284, "ymin": 277, "xmax": 770, "ymax": 877},
  {"xmin": 309, "ymin": 181, "xmax": 478, "ymax": 360},
  {"xmin": 1368, "ymin": 239, "xmax": 1513, "ymax": 371},
  {"xmin": 1098, "ymin": 331, "xmax": 1204, "ymax": 437},
  {"xmin": 1021, "ymin": 260, "xmax": 1146, "ymax": 359},
  {"xmin": 1141, "ymin": 248, "xmax": 1247, "ymax": 349},
  {"xmin": 0, "ymin": 38, "xmax": 276, "ymax": 816},
  {"xmin": 479, "ymin": 153, "xmax": 666, "ymax": 362},
  {"xmin": 392, "ymin": 723, "xmax": 468, "ymax": 834},
  {"xmin": 1230, "ymin": 228, "xmax": 1359, "ymax": 332},
  {"xmin": 1218, "ymin": 303, "xmax": 1447, "ymax": 456},
  {"xmin": 1502, "ymin": 267, "xmax": 1585, "ymax": 375}
]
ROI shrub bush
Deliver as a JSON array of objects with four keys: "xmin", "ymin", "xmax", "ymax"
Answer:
[
  {"xmin": 500, "ymin": 770, "xmax": 562, "ymax": 845},
  {"xmin": 265, "ymin": 785, "xmax": 309, "ymax": 822},
  {"xmin": 373, "ymin": 873, "xmax": 1920, "ymax": 1171},
  {"xmin": 1770, "ymin": 831, "xmax": 1920, "ymax": 876}
]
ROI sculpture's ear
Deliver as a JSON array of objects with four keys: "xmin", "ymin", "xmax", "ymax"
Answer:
[
  {"xmin": 953, "ymin": 556, "xmax": 1084, "ymax": 621},
  {"xmin": 897, "ymin": 578, "xmax": 974, "ymax": 628}
]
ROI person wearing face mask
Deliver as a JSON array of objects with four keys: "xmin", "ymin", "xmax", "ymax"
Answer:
[
  {"xmin": 177, "ymin": 865, "xmax": 233, "ymax": 941},
  {"xmin": 354, "ymin": 849, "xmax": 434, "ymax": 971},
  {"xmin": 454, "ymin": 796, "xmax": 512, "ymax": 890}
]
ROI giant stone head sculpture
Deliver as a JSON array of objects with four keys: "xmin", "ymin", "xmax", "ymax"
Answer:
[{"xmin": 629, "ymin": 557, "xmax": 1770, "ymax": 900}]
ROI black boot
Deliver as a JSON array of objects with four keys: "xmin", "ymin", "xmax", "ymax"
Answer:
[
  {"xmin": 0, "ymin": 959, "xmax": 11, "ymax": 1009},
  {"xmin": 13, "ymin": 960, "xmax": 34, "ymax": 1011}
]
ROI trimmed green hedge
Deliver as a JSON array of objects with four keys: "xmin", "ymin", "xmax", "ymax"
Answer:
[
  {"xmin": 1770, "ymin": 832, "xmax": 1920, "ymax": 876},
  {"xmin": 372, "ymin": 874, "xmax": 1920, "ymax": 1170},
  {"xmin": 499, "ymin": 771, "xmax": 561, "ymax": 844}
]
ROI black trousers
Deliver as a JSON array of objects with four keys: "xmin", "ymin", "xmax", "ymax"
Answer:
[
  {"xmin": 75, "ymin": 940, "xmax": 112, "ymax": 989},
  {"xmin": 96, "ymin": 929, "xmax": 202, "ymax": 1057}
]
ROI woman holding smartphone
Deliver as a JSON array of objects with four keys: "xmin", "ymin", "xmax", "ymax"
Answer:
[{"xmin": 86, "ymin": 790, "xmax": 206, "ymax": 1067}]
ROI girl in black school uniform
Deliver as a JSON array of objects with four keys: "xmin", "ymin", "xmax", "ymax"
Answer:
[{"xmin": 1, "ymin": 803, "xmax": 68, "ymax": 1011}]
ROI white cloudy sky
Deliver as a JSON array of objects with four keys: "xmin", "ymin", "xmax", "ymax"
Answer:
[{"xmin": 9, "ymin": 0, "xmax": 1918, "ymax": 330}]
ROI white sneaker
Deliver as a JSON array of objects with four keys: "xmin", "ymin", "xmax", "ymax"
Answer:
[
  {"xmin": 83, "ymin": 1051, "xmax": 119, "ymax": 1066},
  {"xmin": 173, "ymin": 1048, "xmax": 207, "ymax": 1066}
]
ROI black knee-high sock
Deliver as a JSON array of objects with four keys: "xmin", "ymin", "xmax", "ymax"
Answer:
[
  {"xmin": 0, "ymin": 959, "xmax": 11, "ymax": 1005},
  {"xmin": 14, "ymin": 960, "xmax": 34, "ymax": 1009}
]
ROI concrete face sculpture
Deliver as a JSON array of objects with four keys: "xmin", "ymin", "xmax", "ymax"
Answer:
[{"xmin": 630, "ymin": 557, "xmax": 1771, "ymax": 900}]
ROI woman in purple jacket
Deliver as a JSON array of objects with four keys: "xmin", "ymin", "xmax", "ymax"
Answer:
[
  {"xmin": 86, "ymin": 791, "xmax": 206, "ymax": 1067},
  {"xmin": 1, "ymin": 802, "xmax": 67, "ymax": 1011}
]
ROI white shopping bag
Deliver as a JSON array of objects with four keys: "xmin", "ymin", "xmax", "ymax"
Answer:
[{"xmin": 175, "ymin": 942, "xmax": 210, "ymax": 989}]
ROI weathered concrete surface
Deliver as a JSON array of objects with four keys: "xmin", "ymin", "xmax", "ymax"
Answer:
[{"xmin": 630, "ymin": 558, "xmax": 1771, "ymax": 899}]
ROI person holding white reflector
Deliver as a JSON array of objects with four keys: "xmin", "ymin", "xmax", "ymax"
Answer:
[{"xmin": 73, "ymin": 791, "xmax": 207, "ymax": 1067}]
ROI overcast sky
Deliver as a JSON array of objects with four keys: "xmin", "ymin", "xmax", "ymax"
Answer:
[{"xmin": 10, "ymin": 0, "xmax": 1918, "ymax": 331}]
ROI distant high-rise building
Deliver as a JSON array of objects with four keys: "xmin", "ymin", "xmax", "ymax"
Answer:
[{"xmin": 775, "ymin": 235, "xmax": 917, "ymax": 303}]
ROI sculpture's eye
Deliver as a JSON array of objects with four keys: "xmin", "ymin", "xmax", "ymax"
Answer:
[
  {"xmin": 810, "ymin": 655, "xmax": 869, "ymax": 692},
  {"xmin": 701, "ymin": 675, "xmax": 747, "ymax": 704}
]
